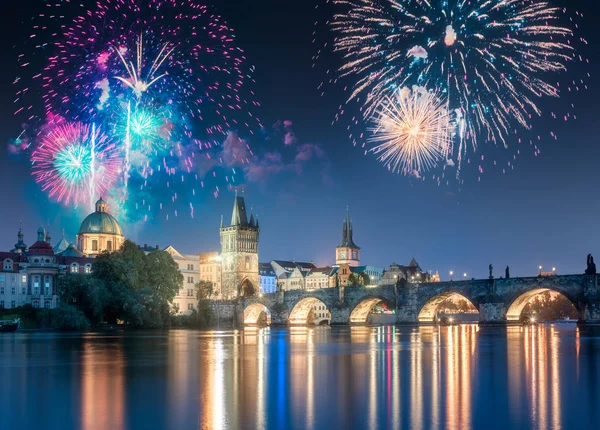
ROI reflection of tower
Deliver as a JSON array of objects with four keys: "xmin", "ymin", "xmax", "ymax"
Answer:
[
  {"xmin": 335, "ymin": 207, "xmax": 360, "ymax": 266},
  {"xmin": 219, "ymin": 194, "xmax": 259, "ymax": 298}
]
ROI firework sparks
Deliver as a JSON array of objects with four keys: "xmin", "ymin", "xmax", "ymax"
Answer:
[
  {"xmin": 31, "ymin": 123, "xmax": 121, "ymax": 206},
  {"xmin": 319, "ymin": 0, "xmax": 586, "ymax": 175},
  {"xmin": 369, "ymin": 86, "xmax": 454, "ymax": 175}
]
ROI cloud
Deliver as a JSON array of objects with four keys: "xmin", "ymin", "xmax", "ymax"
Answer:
[{"xmin": 284, "ymin": 131, "xmax": 297, "ymax": 146}]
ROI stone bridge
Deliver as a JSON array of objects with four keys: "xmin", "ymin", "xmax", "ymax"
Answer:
[{"xmin": 236, "ymin": 274, "xmax": 600, "ymax": 326}]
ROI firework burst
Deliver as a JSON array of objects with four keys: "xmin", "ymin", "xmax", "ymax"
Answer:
[
  {"xmin": 31, "ymin": 122, "xmax": 121, "ymax": 206},
  {"xmin": 318, "ymin": 0, "xmax": 587, "ymax": 175},
  {"xmin": 370, "ymin": 86, "xmax": 454, "ymax": 175}
]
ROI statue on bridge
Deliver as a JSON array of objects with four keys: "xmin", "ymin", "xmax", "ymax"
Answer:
[
  {"xmin": 585, "ymin": 254, "xmax": 597, "ymax": 275},
  {"xmin": 505, "ymin": 266, "xmax": 510, "ymax": 279},
  {"xmin": 489, "ymin": 264, "xmax": 493, "ymax": 279}
]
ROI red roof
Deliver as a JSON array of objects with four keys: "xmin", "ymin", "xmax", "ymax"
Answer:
[{"xmin": 27, "ymin": 241, "xmax": 54, "ymax": 255}]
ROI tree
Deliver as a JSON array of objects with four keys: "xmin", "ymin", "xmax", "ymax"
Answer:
[
  {"xmin": 68, "ymin": 240, "xmax": 183, "ymax": 327},
  {"xmin": 195, "ymin": 280, "xmax": 215, "ymax": 301},
  {"xmin": 347, "ymin": 273, "xmax": 360, "ymax": 286},
  {"xmin": 358, "ymin": 272, "xmax": 370, "ymax": 286}
]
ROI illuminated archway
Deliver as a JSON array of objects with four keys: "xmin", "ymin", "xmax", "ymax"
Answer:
[
  {"xmin": 243, "ymin": 303, "xmax": 271, "ymax": 326},
  {"xmin": 417, "ymin": 292, "xmax": 479, "ymax": 323},
  {"xmin": 505, "ymin": 288, "xmax": 578, "ymax": 322},
  {"xmin": 349, "ymin": 298, "xmax": 395, "ymax": 324},
  {"xmin": 240, "ymin": 278, "xmax": 256, "ymax": 297},
  {"xmin": 288, "ymin": 298, "xmax": 330, "ymax": 326}
]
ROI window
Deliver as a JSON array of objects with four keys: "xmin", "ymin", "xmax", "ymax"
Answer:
[
  {"xmin": 187, "ymin": 303, "xmax": 194, "ymax": 310},
  {"xmin": 11, "ymin": 287, "xmax": 15, "ymax": 295},
  {"xmin": 71, "ymin": 264, "xmax": 79, "ymax": 273},
  {"xmin": 92, "ymin": 240, "xmax": 98, "ymax": 251},
  {"xmin": 33, "ymin": 301, "xmax": 40, "ymax": 308},
  {"xmin": 0, "ymin": 274, "xmax": 4, "ymax": 282},
  {"xmin": 33, "ymin": 276, "xmax": 40, "ymax": 295},
  {"xmin": 10, "ymin": 301, "xmax": 15, "ymax": 308},
  {"xmin": 173, "ymin": 303, "xmax": 180, "ymax": 312},
  {"xmin": 21, "ymin": 288, "xmax": 26, "ymax": 295},
  {"xmin": 3, "ymin": 260, "xmax": 12, "ymax": 270},
  {"xmin": 107, "ymin": 241, "xmax": 112, "ymax": 252},
  {"xmin": 245, "ymin": 256, "xmax": 250, "ymax": 271},
  {"xmin": 187, "ymin": 276, "xmax": 194, "ymax": 284},
  {"xmin": 1, "ymin": 287, "xmax": 4, "ymax": 294},
  {"xmin": 187, "ymin": 264, "xmax": 194, "ymax": 270},
  {"xmin": 187, "ymin": 289, "xmax": 193, "ymax": 297},
  {"xmin": 44, "ymin": 300, "xmax": 51, "ymax": 309},
  {"xmin": 21, "ymin": 275, "xmax": 27, "ymax": 283},
  {"xmin": 84, "ymin": 264, "xmax": 92, "ymax": 274}
]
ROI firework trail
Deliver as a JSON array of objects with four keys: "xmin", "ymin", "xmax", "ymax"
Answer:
[{"xmin": 15, "ymin": 0, "xmax": 262, "ymax": 218}]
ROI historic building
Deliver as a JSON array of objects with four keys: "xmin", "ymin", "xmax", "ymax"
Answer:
[
  {"xmin": 259, "ymin": 262, "xmax": 277, "ymax": 294},
  {"xmin": 77, "ymin": 198, "xmax": 125, "ymax": 256},
  {"xmin": 219, "ymin": 195, "xmax": 260, "ymax": 299},
  {"xmin": 335, "ymin": 209, "xmax": 360, "ymax": 267},
  {"xmin": 198, "ymin": 252, "xmax": 223, "ymax": 298},
  {"xmin": 163, "ymin": 246, "xmax": 200, "ymax": 315},
  {"xmin": 0, "ymin": 226, "xmax": 94, "ymax": 310}
]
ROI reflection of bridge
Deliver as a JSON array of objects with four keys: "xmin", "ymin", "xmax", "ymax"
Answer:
[{"xmin": 238, "ymin": 275, "xmax": 600, "ymax": 326}]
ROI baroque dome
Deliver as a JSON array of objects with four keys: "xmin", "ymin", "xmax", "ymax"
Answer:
[{"xmin": 78, "ymin": 198, "xmax": 123, "ymax": 236}]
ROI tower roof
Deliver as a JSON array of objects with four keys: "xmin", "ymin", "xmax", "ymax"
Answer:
[
  {"xmin": 230, "ymin": 196, "xmax": 249, "ymax": 227},
  {"xmin": 338, "ymin": 208, "xmax": 359, "ymax": 249},
  {"xmin": 79, "ymin": 198, "xmax": 123, "ymax": 236}
]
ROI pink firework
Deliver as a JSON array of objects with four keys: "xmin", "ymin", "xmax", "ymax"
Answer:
[{"xmin": 31, "ymin": 123, "xmax": 121, "ymax": 206}]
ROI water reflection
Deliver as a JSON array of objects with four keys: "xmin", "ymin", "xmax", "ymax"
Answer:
[{"xmin": 0, "ymin": 325, "xmax": 598, "ymax": 429}]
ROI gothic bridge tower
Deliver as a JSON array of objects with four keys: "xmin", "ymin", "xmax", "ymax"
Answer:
[
  {"xmin": 220, "ymin": 194, "xmax": 260, "ymax": 298},
  {"xmin": 335, "ymin": 208, "xmax": 360, "ymax": 267}
]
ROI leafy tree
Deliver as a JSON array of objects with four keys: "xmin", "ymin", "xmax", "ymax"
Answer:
[
  {"xmin": 66, "ymin": 240, "xmax": 182, "ymax": 327},
  {"xmin": 195, "ymin": 280, "xmax": 215, "ymax": 301},
  {"xmin": 347, "ymin": 273, "xmax": 360, "ymax": 286},
  {"xmin": 358, "ymin": 272, "xmax": 370, "ymax": 286},
  {"xmin": 37, "ymin": 305, "xmax": 91, "ymax": 330}
]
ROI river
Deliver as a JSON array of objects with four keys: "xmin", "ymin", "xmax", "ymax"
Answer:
[{"xmin": 0, "ymin": 324, "xmax": 599, "ymax": 429}]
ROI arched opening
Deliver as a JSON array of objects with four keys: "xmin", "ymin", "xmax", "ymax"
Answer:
[
  {"xmin": 244, "ymin": 303, "xmax": 272, "ymax": 326},
  {"xmin": 418, "ymin": 292, "xmax": 479, "ymax": 324},
  {"xmin": 288, "ymin": 298, "xmax": 331, "ymax": 326},
  {"xmin": 349, "ymin": 298, "xmax": 396, "ymax": 325},
  {"xmin": 240, "ymin": 278, "xmax": 256, "ymax": 297},
  {"xmin": 505, "ymin": 288, "xmax": 578, "ymax": 323}
]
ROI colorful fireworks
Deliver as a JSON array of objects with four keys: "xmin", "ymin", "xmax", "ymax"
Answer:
[
  {"xmin": 16, "ymin": 0, "xmax": 262, "ymax": 217},
  {"xmin": 370, "ymin": 86, "xmax": 454, "ymax": 175},
  {"xmin": 318, "ymin": 0, "xmax": 587, "ymax": 176},
  {"xmin": 31, "ymin": 123, "xmax": 120, "ymax": 206}
]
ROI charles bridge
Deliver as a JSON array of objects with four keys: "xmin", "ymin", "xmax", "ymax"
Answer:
[{"xmin": 219, "ymin": 274, "xmax": 600, "ymax": 326}]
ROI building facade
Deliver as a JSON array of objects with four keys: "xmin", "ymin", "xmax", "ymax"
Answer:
[
  {"xmin": 0, "ymin": 227, "xmax": 94, "ymax": 310},
  {"xmin": 199, "ymin": 252, "xmax": 223, "ymax": 298},
  {"xmin": 259, "ymin": 263, "xmax": 277, "ymax": 294},
  {"xmin": 219, "ymin": 195, "xmax": 260, "ymax": 299},
  {"xmin": 164, "ymin": 246, "xmax": 200, "ymax": 315}
]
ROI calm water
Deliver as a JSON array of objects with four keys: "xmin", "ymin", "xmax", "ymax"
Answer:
[{"xmin": 0, "ymin": 325, "xmax": 599, "ymax": 430}]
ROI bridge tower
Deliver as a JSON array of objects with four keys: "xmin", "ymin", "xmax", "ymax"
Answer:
[
  {"xmin": 220, "ymin": 194, "xmax": 260, "ymax": 298},
  {"xmin": 336, "ymin": 207, "xmax": 360, "ymax": 267}
]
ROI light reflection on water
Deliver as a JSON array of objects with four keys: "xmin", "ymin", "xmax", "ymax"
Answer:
[{"xmin": 0, "ymin": 325, "xmax": 598, "ymax": 429}]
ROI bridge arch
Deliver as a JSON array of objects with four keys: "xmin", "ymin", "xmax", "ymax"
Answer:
[
  {"xmin": 505, "ymin": 288, "xmax": 579, "ymax": 322},
  {"xmin": 288, "ymin": 297, "xmax": 330, "ymax": 326},
  {"xmin": 417, "ymin": 292, "xmax": 479, "ymax": 323},
  {"xmin": 349, "ymin": 297, "xmax": 395, "ymax": 324},
  {"xmin": 243, "ymin": 303, "xmax": 271, "ymax": 326},
  {"xmin": 239, "ymin": 277, "xmax": 256, "ymax": 297}
]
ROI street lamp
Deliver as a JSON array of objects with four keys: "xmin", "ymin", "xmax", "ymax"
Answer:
[
  {"xmin": 463, "ymin": 273, "xmax": 467, "ymax": 279},
  {"xmin": 552, "ymin": 267, "xmax": 556, "ymax": 275},
  {"xmin": 450, "ymin": 270, "xmax": 454, "ymax": 281},
  {"xmin": 538, "ymin": 265, "xmax": 543, "ymax": 276}
]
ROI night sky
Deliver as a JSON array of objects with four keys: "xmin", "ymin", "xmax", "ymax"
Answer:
[{"xmin": 0, "ymin": 0, "xmax": 598, "ymax": 279}]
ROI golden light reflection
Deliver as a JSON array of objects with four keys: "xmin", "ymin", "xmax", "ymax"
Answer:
[
  {"xmin": 201, "ymin": 336, "xmax": 226, "ymax": 430},
  {"xmin": 81, "ymin": 337, "xmax": 125, "ymax": 430}
]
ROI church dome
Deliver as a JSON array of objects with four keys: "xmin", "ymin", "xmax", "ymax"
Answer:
[{"xmin": 78, "ymin": 198, "xmax": 123, "ymax": 236}]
